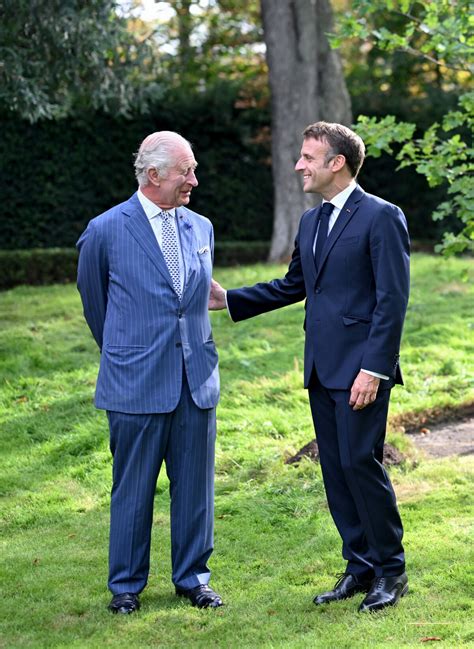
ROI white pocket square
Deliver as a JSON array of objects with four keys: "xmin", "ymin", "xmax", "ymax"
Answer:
[{"xmin": 198, "ymin": 246, "xmax": 209, "ymax": 255}]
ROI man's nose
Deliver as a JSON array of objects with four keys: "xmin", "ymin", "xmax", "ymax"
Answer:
[
  {"xmin": 295, "ymin": 157, "xmax": 304, "ymax": 171},
  {"xmin": 188, "ymin": 170, "xmax": 198, "ymax": 186}
]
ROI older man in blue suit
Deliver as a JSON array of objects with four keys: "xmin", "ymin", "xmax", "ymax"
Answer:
[
  {"xmin": 209, "ymin": 122, "xmax": 410, "ymax": 613},
  {"xmin": 77, "ymin": 131, "xmax": 222, "ymax": 613}
]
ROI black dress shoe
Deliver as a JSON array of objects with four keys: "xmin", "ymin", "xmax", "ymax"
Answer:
[
  {"xmin": 359, "ymin": 572, "xmax": 408, "ymax": 612},
  {"xmin": 313, "ymin": 573, "xmax": 373, "ymax": 605},
  {"xmin": 108, "ymin": 592, "xmax": 140, "ymax": 614},
  {"xmin": 175, "ymin": 584, "xmax": 223, "ymax": 608}
]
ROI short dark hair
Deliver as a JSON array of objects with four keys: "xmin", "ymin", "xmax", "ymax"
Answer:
[{"xmin": 302, "ymin": 121, "xmax": 365, "ymax": 177}]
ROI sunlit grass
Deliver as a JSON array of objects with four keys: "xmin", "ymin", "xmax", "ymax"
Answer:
[{"xmin": 1, "ymin": 253, "xmax": 473, "ymax": 647}]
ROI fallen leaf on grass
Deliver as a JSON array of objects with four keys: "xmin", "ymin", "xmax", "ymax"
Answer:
[{"xmin": 420, "ymin": 638, "xmax": 441, "ymax": 642}]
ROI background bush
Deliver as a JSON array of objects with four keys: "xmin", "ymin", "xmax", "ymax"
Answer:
[
  {"xmin": 0, "ymin": 242, "xmax": 271, "ymax": 290},
  {"xmin": 0, "ymin": 248, "xmax": 79, "ymax": 289},
  {"xmin": 0, "ymin": 79, "xmax": 456, "ymax": 253},
  {"xmin": 0, "ymin": 83, "xmax": 273, "ymax": 250}
]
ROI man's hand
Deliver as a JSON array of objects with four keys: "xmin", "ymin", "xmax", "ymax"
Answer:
[
  {"xmin": 349, "ymin": 371, "xmax": 380, "ymax": 410},
  {"xmin": 209, "ymin": 278, "xmax": 227, "ymax": 310}
]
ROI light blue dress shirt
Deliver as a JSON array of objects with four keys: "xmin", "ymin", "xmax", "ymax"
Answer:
[{"xmin": 137, "ymin": 188, "xmax": 185, "ymax": 294}]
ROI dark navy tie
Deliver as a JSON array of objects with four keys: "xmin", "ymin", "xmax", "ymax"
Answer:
[{"xmin": 314, "ymin": 202, "xmax": 335, "ymax": 270}]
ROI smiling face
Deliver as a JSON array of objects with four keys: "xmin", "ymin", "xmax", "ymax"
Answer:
[
  {"xmin": 294, "ymin": 137, "xmax": 340, "ymax": 199},
  {"xmin": 148, "ymin": 142, "xmax": 198, "ymax": 209}
]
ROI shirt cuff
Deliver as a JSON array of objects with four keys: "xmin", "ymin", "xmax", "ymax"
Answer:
[
  {"xmin": 361, "ymin": 368, "xmax": 390, "ymax": 381},
  {"xmin": 224, "ymin": 290, "xmax": 232, "ymax": 318}
]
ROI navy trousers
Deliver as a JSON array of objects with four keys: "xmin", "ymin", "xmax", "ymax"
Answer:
[
  {"xmin": 308, "ymin": 372, "xmax": 405, "ymax": 577},
  {"xmin": 107, "ymin": 373, "xmax": 216, "ymax": 595}
]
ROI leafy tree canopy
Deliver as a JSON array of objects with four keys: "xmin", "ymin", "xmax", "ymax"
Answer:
[
  {"xmin": 0, "ymin": 0, "xmax": 155, "ymax": 121},
  {"xmin": 139, "ymin": 0, "xmax": 264, "ymax": 79},
  {"xmin": 335, "ymin": 0, "xmax": 473, "ymax": 255}
]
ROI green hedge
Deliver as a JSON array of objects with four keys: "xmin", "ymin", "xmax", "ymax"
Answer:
[
  {"xmin": 0, "ymin": 78, "xmax": 460, "ymax": 253},
  {"xmin": 0, "ymin": 242, "xmax": 271, "ymax": 290},
  {"xmin": 0, "ymin": 248, "xmax": 79, "ymax": 289},
  {"xmin": 0, "ymin": 83, "xmax": 274, "ymax": 251},
  {"xmin": 214, "ymin": 241, "xmax": 270, "ymax": 266},
  {"xmin": 0, "ymin": 240, "xmax": 441, "ymax": 290}
]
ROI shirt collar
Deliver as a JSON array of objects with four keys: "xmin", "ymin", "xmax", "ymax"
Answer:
[
  {"xmin": 323, "ymin": 180, "xmax": 357, "ymax": 211},
  {"xmin": 137, "ymin": 188, "xmax": 176, "ymax": 220}
]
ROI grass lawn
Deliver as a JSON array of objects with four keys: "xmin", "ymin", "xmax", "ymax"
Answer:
[{"xmin": 1, "ymin": 252, "xmax": 473, "ymax": 648}]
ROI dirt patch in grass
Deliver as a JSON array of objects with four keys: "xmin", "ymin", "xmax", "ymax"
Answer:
[
  {"xmin": 390, "ymin": 401, "xmax": 474, "ymax": 434},
  {"xmin": 286, "ymin": 402, "xmax": 474, "ymax": 465},
  {"xmin": 408, "ymin": 417, "xmax": 474, "ymax": 458},
  {"xmin": 285, "ymin": 440, "xmax": 404, "ymax": 466}
]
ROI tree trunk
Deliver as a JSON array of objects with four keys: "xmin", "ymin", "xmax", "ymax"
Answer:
[
  {"xmin": 172, "ymin": 0, "xmax": 194, "ymax": 68},
  {"xmin": 261, "ymin": 0, "xmax": 352, "ymax": 261}
]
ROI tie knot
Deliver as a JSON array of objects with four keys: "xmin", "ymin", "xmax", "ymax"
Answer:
[
  {"xmin": 320, "ymin": 202, "xmax": 335, "ymax": 217},
  {"xmin": 160, "ymin": 210, "xmax": 172, "ymax": 220}
]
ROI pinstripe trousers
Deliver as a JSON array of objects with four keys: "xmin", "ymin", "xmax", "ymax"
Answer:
[{"xmin": 106, "ymin": 372, "xmax": 216, "ymax": 595}]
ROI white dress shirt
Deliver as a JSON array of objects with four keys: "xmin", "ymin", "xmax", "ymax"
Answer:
[
  {"xmin": 137, "ymin": 188, "xmax": 185, "ymax": 293},
  {"xmin": 313, "ymin": 180, "xmax": 357, "ymax": 254}
]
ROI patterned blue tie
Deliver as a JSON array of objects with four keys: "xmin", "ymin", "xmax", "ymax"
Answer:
[
  {"xmin": 160, "ymin": 211, "xmax": 182, "ymax": 300},
  {"xmin": 314, "ymin": 202, "xmax": 335, "ymax": 270}
]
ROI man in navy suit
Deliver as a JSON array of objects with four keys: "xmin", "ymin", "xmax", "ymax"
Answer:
[
  {"xmin": 77, "ymin": 131, "xmax": 222, "ymax": 613},
  {"xmin": 209, "ymin": 122, "xmax": 410, "ymax": 613}
]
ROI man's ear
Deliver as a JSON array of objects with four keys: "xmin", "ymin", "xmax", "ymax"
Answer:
[
  {"xmin": 331, "ymin": 154, "xmax": 346, "ymax": 172},
  {"xmin": 148, "ymin": 167, "xmax": 161, "ymax": 186}
]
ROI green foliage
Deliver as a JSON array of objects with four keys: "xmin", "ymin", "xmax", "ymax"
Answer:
[
  {"xmin": 357, "ymin": 93, "xmax": 474, "ymax": 256},
  {"xmin": 356, "ymin": 116, "xmax": 416, "ymax": 158},
  {"xmin": 138, "ymin": 0, "xmax": 265, "ymax": 88},
  {"xmin": 0, "ymin": 256, "xmax": 473, "ymax": 646},
  {"xmin": 334, "ymin": 0, "xmax": 473, "ymax": 70},
  {"xmin": 0, "ymin": 0, "xmax": 155, "ymax": 121},
  {"xmin": 0, "ymin": 242, "xmax": 270, "ymax": 289},
  {"xmin": 338, "ymin": 0, "xmax": 474, "ymax": 256},
  {"xmin": 0, "ymin": 81, "xmax": 273, "ymax": 250},
  {"xmin": 0, "ymin": 248, "xmax": 79, "ymax": 290},
  {"xmin": 2, "ymin": 0, "xmax": 467, "ymax": 252},
  {"xmin": 215, "ymin": 241, "xmax": 269, "ymax": 267}
]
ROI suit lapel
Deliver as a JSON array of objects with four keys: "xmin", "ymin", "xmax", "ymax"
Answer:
[
  {"xmin": 300, "ymin": 207, "xmax": 319, "ymax": 285},
  {"xmin": 177, "ymin": 208, "xmax": 200, "ymax": 302},
  {"xmin": 316, "ymin": 185, "xmax": 364, "ymax": 279},
  {"xmin": 123, "ymin": 194, "xmax": 175, "ymax": 291}
]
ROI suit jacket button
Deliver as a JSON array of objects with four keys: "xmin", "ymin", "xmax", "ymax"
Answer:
[
  {"xmin": 315, "ymin": 287, "xmax": 322, "ymax": 294},
  {"xmin": 176, "ymin": 342, "xmax": 182, "ymax": 348}
]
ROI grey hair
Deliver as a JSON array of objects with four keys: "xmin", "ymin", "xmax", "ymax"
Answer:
[{"xmin": 134, "ymin": 131, "xmax": 193, "ymax": 186}]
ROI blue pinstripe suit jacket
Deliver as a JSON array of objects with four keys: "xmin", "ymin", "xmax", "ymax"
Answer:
[{"xmin": 77, "ymin": 193, "xmax": 219, "ymax": 413}]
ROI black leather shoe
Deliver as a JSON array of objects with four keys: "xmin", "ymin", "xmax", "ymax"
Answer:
[
  {"xmin": 108, "ymin": 592, "xmax": 140, "ymax": 614},
  {"xmin": 175, "ymin": 584, "xmax": 223, "ymax": 608},
  {"xmin": 313, "ymin": 573, "xmax": 373, "ymax": 605},
  {"xmin": 359, "ymin": 572, "xmax": 408, "ymax": 612}
]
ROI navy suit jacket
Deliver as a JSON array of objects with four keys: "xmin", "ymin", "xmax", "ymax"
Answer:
[
  {"xmin": 227, "ymin": 185, "xmax": 410, "ymax": 390},
  {"xmin": 77, "ymin": 193, "xmax": 219, "ymax": 413}
]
